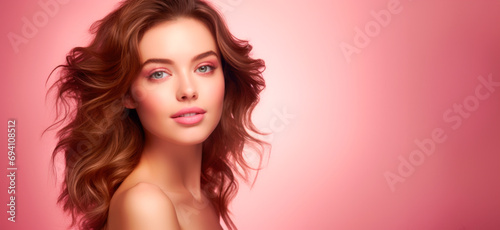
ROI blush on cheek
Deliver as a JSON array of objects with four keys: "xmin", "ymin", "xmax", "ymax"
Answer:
[
  {"xmin": 130, "ymin": 76, "xmax": 166, "ymax": 104},
  {"xmin": 130, "ymin": 84, "xmax": 149, "ymax": 104},
  {"xmin": 133, "ymin": 92, "xmax": 168, "ymax": 136},
  {"xmin": 213, "ymin": 78, "xmax": 225, "ymax": 116},
  {"xmin": 216, "ymin": 81, "xmax": 225, "ymax": 100},
  {"xmin": 136, "ymin": 89, "xmax": 167, "ymax": 114},
  {"xmin": 211, "ymin": 78, "xmax": 225, "ymax": 104}
]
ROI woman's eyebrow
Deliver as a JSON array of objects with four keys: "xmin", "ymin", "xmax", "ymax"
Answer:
[
  {"xmin": 192, "ymin": 50, "xmax": 218, "ymax": 62},
  {"xmin": 141, "ymin": 50, "xmax": 219, "ymax": 68}
]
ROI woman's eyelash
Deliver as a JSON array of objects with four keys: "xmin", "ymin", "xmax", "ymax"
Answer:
[
  {"xmin": 196, "ymin": 65, "xmax": 216, "ymax": 73},
  {"xmin": 146, "ymin": 65, "xmax": 215, "ymax": 79},
  {"xmin": 148, "ymin": 71, "xmax": 169, "ymax": 80}
]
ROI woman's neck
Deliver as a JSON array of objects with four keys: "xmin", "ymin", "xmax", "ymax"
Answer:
[{"xmin": 138, "ymin": 133, "xmax": 203, "ymax": 199}]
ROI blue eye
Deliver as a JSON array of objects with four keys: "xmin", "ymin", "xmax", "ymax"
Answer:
[
  {"xmin": 149, "ymin": 71, "xmax": 169, "ymax": 80},
  {"xmin": 196, "ymin": 65, "xmax": 214, "ymax": 73}
]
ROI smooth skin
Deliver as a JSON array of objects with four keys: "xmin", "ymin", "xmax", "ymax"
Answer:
[{"xmin": 106, "ymin": 17, "xmax": 225, "ymax": 230}]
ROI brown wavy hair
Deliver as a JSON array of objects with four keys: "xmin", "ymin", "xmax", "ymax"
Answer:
[{"xmin": 47, "ymin": 0, "xmax": 267, "ymax": 229}]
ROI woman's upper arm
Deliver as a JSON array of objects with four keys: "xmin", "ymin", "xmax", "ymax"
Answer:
[{"xmin": 107, "ymin": 183, "xmax": 181, "ymax": 230}]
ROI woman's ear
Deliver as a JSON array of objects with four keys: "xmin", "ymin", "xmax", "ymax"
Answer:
[{"xmin": 123, "ymin": 93, "xmax": 137, "ymax": 109}]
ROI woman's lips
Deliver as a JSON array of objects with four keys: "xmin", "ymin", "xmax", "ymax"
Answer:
[{"xmin": 171, "ymin": 107, "xmax": 206, "ymax": 125}]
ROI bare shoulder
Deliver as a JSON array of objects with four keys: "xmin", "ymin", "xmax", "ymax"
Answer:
[{"xmin": 107, "ymin": 182, "xmax": 181, "ymax": 230}]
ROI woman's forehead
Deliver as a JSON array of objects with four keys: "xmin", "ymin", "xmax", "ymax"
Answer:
[{"xmin": 138, "ymin": 17, "xmax": 218, "ymax": 63}]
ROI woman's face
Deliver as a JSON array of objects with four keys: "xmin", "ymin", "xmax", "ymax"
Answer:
[{"xmin": 127, "ymin": 17, "xmax": 225, "ymax": 146}]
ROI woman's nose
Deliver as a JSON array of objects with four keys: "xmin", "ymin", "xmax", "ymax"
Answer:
[{"xmin": 176, "ymin": 73, "xmax": 198, "ymax": 101}]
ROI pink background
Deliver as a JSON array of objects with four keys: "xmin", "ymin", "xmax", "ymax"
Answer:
[{"xmin": 1, "ymin": 0, "xmax": 500, "ymax": 229}]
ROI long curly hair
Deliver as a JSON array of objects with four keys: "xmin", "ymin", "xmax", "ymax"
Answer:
[{"xmin": 47, "ymin": 0, "xmax": 267, "ymax": 229}]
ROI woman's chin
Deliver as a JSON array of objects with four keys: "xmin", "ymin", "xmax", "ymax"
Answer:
[{"xmin": 166, "ymin": 134, "xmax": 211, "ymax": 146}]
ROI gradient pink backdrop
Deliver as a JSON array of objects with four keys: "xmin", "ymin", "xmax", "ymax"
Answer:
[{"xmin": 1, "ymin": 0, "xmax": 500, "ymax": 229}]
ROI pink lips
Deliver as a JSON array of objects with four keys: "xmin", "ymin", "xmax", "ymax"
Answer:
[{"xmin": 171, "ymin": 107, "xmax": 206, "ymax": 125}]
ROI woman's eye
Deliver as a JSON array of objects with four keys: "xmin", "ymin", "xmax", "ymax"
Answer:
[
  {"xmin": 196, "ymin": 65, "xmax": 214, "ymax": 73},
  {"xmin": 149, "ymin": 71, "xmax": 169, "ymax": 80}
]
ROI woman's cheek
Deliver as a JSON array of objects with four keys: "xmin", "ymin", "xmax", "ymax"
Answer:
[
  {"xmin": 135, "ymin": 86, "xmax": 170, "ymax": 127},
  {"xmin": 130, "ymin": 74, "xmax": 168, "ymax": 101},
  {"xmin": 210, "ymin": 77, "xmax": 225, "ymax": 117},
  {"xmin": 214, "ymin": 73, "xmax": 225, "ymax": 101},
  {"xmin": 141, "ymin": 90, "xmax": 168, "ymax": 114},
  {"xmin": 130, "ymin": 85, "xmax": 153, "ymax": 108},
  {"xmin": 216, "ymin": 80, "xmax": 225, "ymax": 104}
]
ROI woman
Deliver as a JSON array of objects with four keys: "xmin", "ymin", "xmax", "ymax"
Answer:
[{"xmin": 48, "ymin": 0, "xmax": 267, "ymax": 229}]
